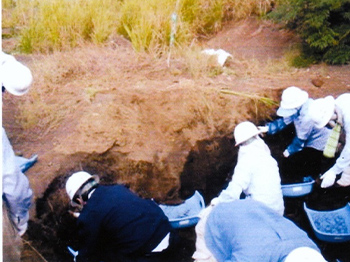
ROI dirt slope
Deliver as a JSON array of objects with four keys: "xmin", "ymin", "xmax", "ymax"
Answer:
[{"xmin": 2, "ymin": 17, "xmax": 350, "ymax": 261}]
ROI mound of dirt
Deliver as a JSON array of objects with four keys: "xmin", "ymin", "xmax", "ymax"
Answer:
[{"xmin": 2, "ymin": 17, "xmax": 350, "ymax": 261}]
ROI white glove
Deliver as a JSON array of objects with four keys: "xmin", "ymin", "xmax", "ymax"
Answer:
[
  {"xmin": 320, "ymin": 170, "xmax": 337, "ymax": 188},
  {"xmin": 258, "ymin": 126, "xmax": 269, "ymax": 133},
  {"xmin": 283, "ymin": 149, "xmax": 290, "ymax": 158}
]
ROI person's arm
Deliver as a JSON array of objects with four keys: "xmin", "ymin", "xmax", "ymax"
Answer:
[
  {"xmin": 2, "ymin": 128, "xmax": 32, "ymax": 236},
  {"xmin": 75, "ymin": 209, "xmax": 104, "ymax": 262},
  {"xmin": 214, "ymin": 161, "xmax": 250, "ymax": 204},
  {"xmin": 76, "ymin": 224, "xmax": 100, "ymax": 261},
  {"xmin": 285, "ymin": 136, "xmax": 306, "ymax": 156},
  {"xmin": 266, "ymin": 118, "xmax": 289, "ymax": 135},
  {"xmin": 285, "ymin": 114, "xmax": 314, "ymax": 156}
]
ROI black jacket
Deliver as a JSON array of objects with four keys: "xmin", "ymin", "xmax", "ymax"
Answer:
[{"xmin": 76, "ymin": 185, "xmax": 171, "ymax": 262}]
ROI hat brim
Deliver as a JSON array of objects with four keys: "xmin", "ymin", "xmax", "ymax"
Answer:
[
  {"xmin": 276, "ymin": 107, "xmax": 298, "ymax": 117},
  {"xmin": 235, "ymin": 130, "xmax": 261, "ymax": 146}
]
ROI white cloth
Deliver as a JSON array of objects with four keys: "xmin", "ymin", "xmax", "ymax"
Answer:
[
  {"xmin": 2, "ymin": 128, "xmax": 32, "ymax": 235},
  {"xmin": 202, "ymin": 49, "xmax": 232, "ymax": 66},
  {"xmin": 151, "ymin": 233, "xmax": 170, "ymax": 252},
  {"xmin": 215, "ymin": 137, "xmax": 284, "ymax": 215},
  {"xmin": 192, "ymin": 205, "xmax": 217, "ymax": 262}
]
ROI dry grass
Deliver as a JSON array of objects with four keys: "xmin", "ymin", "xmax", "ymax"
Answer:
[
  {"xmin": 2, "ymin": 0, "xmax": 276, "ymax": 54},
  {"xmin": 13, "ymin": 41, "xmax": 300, "ymax": 137},
  {"xmin": 12, "ymin": 42, "xmax": 286, "ymax": 149}
]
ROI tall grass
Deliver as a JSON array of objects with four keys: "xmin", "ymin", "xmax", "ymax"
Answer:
[{"xmin": 2, "ymin": 0, "xmax": 275, "ymax": 54}]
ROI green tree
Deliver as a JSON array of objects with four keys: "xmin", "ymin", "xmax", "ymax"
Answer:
[{"xmin": 269, "ymin": 0, "xmax": 350, "ymax": 65}]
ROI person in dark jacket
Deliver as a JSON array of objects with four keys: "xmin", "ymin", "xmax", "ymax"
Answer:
[{"xmin": 65, "ymin": 171, "xmax": 172, "ymax": 262}]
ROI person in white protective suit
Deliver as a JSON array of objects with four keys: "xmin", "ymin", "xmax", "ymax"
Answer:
[
  {"xmin": 1, "ymin": 51, "xmax": 34, "ymax": 261},
  {"xmin": 212, "ymin": 121, "xmax": 285, "ymax": 215},
  {"xmin": 192, "ymin": 121, "xmax": 284, "ymax": 262},
  {"xmin": 258, "ymin": 86, "xmax": 334, "ymax": 183},
  {"xmin": 308, "ymin": 94, "xmax": 350, "ymax": 188}
]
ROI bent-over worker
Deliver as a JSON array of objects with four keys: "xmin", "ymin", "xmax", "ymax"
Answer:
[
  {"xmin": 65, "ymin": 171, "xmax": 173, "ymax": 262},
  {"xmin": 200, "ymin": 199, "xmax": 327, "ymax": 262},
  {"xmin": 259, "ymin": 86, "xmax": 334, "ymax": 182}
]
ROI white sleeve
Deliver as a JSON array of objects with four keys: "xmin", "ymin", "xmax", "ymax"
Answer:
[
  {"xmin": 2, "ymin": 128, "xmax": 32, "ymax": 227},
  {"xmin": 216, "ymin": 161, "xmax": 250, "ymax": 203}
]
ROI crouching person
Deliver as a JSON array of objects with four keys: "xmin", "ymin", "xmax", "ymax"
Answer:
[
  {"xmin": 65, "ymin": 171, "xmax": 173, "ymax": 262},
  {"xmin": 211, "ymin": 121, "xmax": 284, "ymax": 215},
  {"xmin": 194, "ymin": 199, "xmax": 327, "ymax": 262},
  {"xmin": 193, "ymin": 121, "xmax": 284, "ymax": 262}
]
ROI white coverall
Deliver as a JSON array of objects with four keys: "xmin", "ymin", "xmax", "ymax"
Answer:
[
  {"xmin": 215, "ymin": 136, "xmax": 284, "ymax": 215},
  {"xmin": 193, "ymin": 137, "xmax": 284, "ymax": 262}
]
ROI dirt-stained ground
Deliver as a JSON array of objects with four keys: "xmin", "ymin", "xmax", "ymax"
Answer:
[{"xmin": 2, "ymin": 17, "xmax": 350, "ymax": 261}]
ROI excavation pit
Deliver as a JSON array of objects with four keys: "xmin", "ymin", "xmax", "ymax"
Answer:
[{"xmin": 24, "ymin": 130, "xmax": 350, "ymax": 262}]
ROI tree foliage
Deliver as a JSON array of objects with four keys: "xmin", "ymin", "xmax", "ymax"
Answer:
[{"xmin": 269, "ymin": 0, "xmax": 350, "ymax": 65}]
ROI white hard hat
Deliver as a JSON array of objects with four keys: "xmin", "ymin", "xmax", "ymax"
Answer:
[
  {"xmin": 1, "ymin": 54, "xmax": 33, "ymax": 96},
  {"xmin": 234, "ymin": 121, "xmax": 261, "ymax": 146},
  {"xmin": 66, "ymin": 171, "xmax": 94, "ymax": 201},
  {"xmin": 277, "ymin": 86, "xmax": 308, "ymax": 117},
  {"xmin": 285, "ymin": 247, "xmax": 327, "ymax": 262},
  {"xmin": 308, "ymin": 96, "xmax": 335, "ymax": 129}
]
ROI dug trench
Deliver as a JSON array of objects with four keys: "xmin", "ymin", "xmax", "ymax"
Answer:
[{"xmin": 23, "ymin": 127, "xmax": 350, "ymax": 262}]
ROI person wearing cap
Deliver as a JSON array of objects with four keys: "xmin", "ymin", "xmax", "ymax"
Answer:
[
  {"xmin": 199, "ymin": 199, "xmax": 326, "ymax": 262},
  {"xmin": 259, "ymin": 86, "xmax": 333, "ymax": 182},
  {"xmin": 308, "ymin": 94, "xmax": 350, "ymax": 188},
  {"xmin": 1, "ymin": 51, "xmax": 33, "ymax": 261},
  {"xmin": 65, "ymin": 171, "xmax": 173, "ymax": 262},
  {"xmin": 193, "ymin": 121, "xmax": 284, "ymax": 262}
]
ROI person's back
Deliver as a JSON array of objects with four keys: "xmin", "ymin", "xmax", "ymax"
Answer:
[
  {"xmin": 293, "ymin": 99, "xmax": 330, "ymax": 151},
  {"xmin": 205, "ymin": 199, "xmax": 323, "ymax": 262}
]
